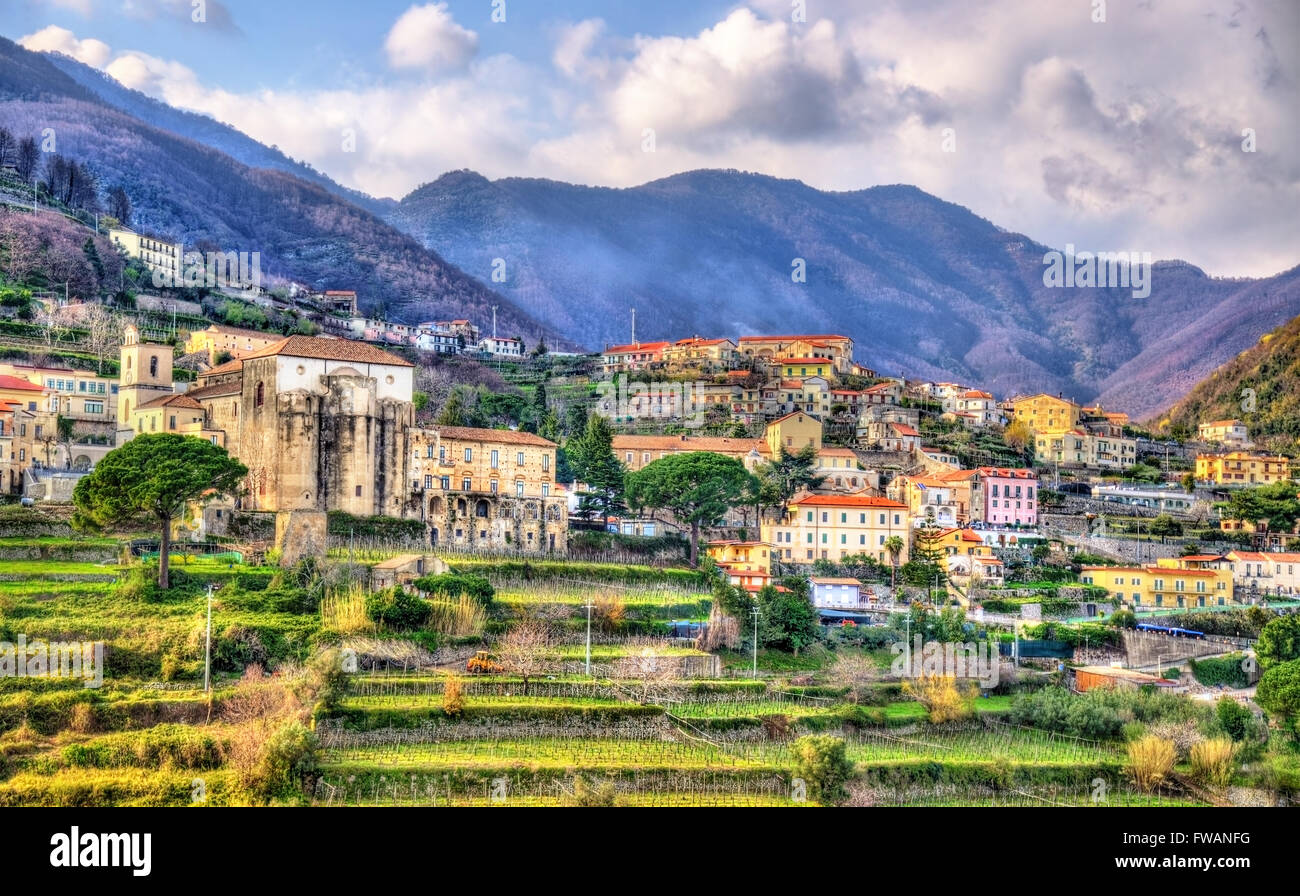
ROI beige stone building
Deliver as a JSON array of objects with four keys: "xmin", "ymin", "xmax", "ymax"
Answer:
[{"xmin": 409, "ymin": 426, "xmax": 567, "ymax": 554}]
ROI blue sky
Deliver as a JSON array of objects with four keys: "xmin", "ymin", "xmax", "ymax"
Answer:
[{"xmin": 8, "ymin": 0, "xmax": 1299, "ymax": 277}]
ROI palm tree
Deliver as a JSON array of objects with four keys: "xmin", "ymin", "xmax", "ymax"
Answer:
[{"xmin": 884, "ymin": 535, "xmax": 904, "ymax": 589}]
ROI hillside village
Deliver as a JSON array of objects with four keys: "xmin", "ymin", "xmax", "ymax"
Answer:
[
  {"xmin": 1, "ymin": 217, "xmax": 1295, "ymax": 610},
  {"xmin": 0, "ymin": 127, "xmax": 1298, "ymax": 814}
]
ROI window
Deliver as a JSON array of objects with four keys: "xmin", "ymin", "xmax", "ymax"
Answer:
[
  {"xmin": 878, "ymin": 513, "xmax": 885, "ymax": 525},
  {"xmin": 515, "ymin": 481, "xmax": 524, "ymax": 496},
  {"xmin": 821, "ymin": 512, "xmax": 828, "ymax": 523},
  {"xmin": 490, "ymin": 480, "xmax": 498, "ymax": 493},
  {"xmin": 85, "ymin": 401, "xmax": 104, "ymax": 414},
  {"xmin": 462, "ymin": 477, "xmax": 472, "ymax": 491},
  {"xmin": 464, "ymin": 448, "xmax": 473, "ymax": 462},
  {"xmin": 625, "ymin": 452, "xmax": 633, "ymax": 463},
  {"xmin": 440, "ymin": 476, "xmax": 450, "ymax": 490},
  {"xmin": 806, "ymin": 512, "xmax": 813, "ymax": 522},
  {"xmin": 517, "ymin": 451, "xmax": 525, "ymax": 466},
  {"xmin": 642, "ymin": 452, "xmax": 650, "ymax": 465},
  {"xmin": 542, "ymin": 455, "xmax": 550, "ymax": 472},
  {"xmin": 424, "ymin": 475, "xmax": 433, "ymax": 489},
  {"xmin": 542, "ymin": 484, "xmax": 550, "ymax": 497},
  {"xmin": 149, "ymin": 356, "xmax": 158, "ymax": 377},
  {"xmin": 490, "ymin": 450, "xmax": 499, "ymax": 469},
  {"xmin": 169, "ymin": 415, "xmax": 176, "ymax": 429},
  {"xmin": 355, "ymin": 485, "xmax": 362, "ymax": 497},
  {"xmin": 426, "ymin": 446, "xmax": 434, "ymax": 458},
  {"xmin": 840, "ymin": 512, "xmax": 847, "ymax": 523},
  {"xmin": 255, "ymin": 382, "xmax": 264, "ymax": 407}
]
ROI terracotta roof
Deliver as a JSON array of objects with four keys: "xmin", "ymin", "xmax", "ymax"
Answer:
[
  {"xmin": 890, "ymin": 423, "xmax": 920, "ymax": 436},
  {"xmin": 0, "ymin": 375, "xmax": 48, "ymax": 393},
  {"xmin": 1178, "ymin": 555, "xmax": 1227, "ymax": 562},
  {"xmin": 780, "ymin": 357, "xmax": 834, "ymax": 365},
  {"xmin": 200, "ymin": 357, "xmax": 244, "ymax": 378},
  {"xmin": 811, "ymin": 577, "xmax": 862, "ymax": 586},
  {"xmin": 198, "ymin": 324, "xmax": 277, "ymax": 339},
  {"xmin": 184, "ymin": 381, "xmax": 242, "ymax": 401},
  {"xmin": 1201, "ymin": 419, "xmax": 1245, "ymax": 429},
  {"xmin": 769, "ymin": 410, "xmax": 818, "ymax": 425},
  {"xmin": 612, "ymin": 435, "xmax": 767, "ymax": 455},
  {"xmin": 737, "ymin": 334, "xmax": 850, "ymax": 342},
  {"xmin": 962, "ymin": 390, "xmax": 994, "ymax": 399},
  {"xmin": 240, "ymin": 335, "xmax": 413, "ymax": 367},
  {"xmin": 937, "ymin": 469, "xmax": 978, "ymax": 481},
  {"xmin": 790, "ymin": 494, "xmax": 907, "ymax": 508},
  {"xmin": 977, "ymin": 467, "xmax": 1036, "ymax": 478},
  {"xmin": 430, "ymin": 426, "xmax": 557, "ymax": 448},
  {"xmin": 137, "ymin": 393, "xmax": 203, "ymax": 410},
  {"xmin": 603, "ymin": 341, "xmax": 670, "ymax": 355}
]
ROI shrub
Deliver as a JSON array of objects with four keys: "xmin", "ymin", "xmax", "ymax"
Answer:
[
  {"xmin": 792, "ymin": 735, "xmax": 854, "ymax": 805},
  {"xmin": 1188, "ymin": 654, "xmax": 1249, "ymax": 689},
  {"xmin": 257, "ymin": 720, "xmax": 319, "ymax": 800},
  {"xmin": 295, "ymin": 648, "xmax": 350, "ymax": 713},
  {"xmin": 442, "ymin": 675, "xmax": 464, "ymax": 716},
  {"xmin": 1255, "ymin": 658, "xmax": 1300, "ymax": 738},
  {"xmin": 1215, "ymin": 697, "xmax": 1257, "ymax": 743},
  {"xmin": 365, "ymin": 587, "xmax": 431, "ymax": 630},
  {"xmin": 592, "ymin": 594, "xmax": 627, "ymax": 633},
  {"xmin": 413, "ymin": 573, "xmax": 495, "ymax": 608},
  {"xmin": 1127, "ymin": 735, "xmax": 1176, "ymax": 793},
  {"xmin": 1189, "ymin": 738, "xmax": 1235, "ymax": 787},
  {"xmin": 903, "ymin": 675, "xmax": 976, "ymax": 724},
  {"xmin": 568, "ymin": 776, "xmax": 618, "ymax": 807}
]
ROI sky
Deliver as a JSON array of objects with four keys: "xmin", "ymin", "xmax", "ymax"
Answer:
[{"xmin": 8, "ymin": 0, "xmax": 1299, "ymax": 278}]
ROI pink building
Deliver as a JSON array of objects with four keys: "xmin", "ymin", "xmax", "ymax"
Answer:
[{"xmin": 976, "ymin": 467, "xmax": 1038, "ymax": 527}]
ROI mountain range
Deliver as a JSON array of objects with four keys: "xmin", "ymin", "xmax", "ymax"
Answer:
[
  {"xmin": 0, "ymin": 38, "xmax": 557, "ymax": 348},
  {"xmin": 4, "ymin": 37, "xmax": 1299, "ymax": 418},
  {"xmin": 389, "ymin": 170, "xmax": 1300, "ymax": 418}
]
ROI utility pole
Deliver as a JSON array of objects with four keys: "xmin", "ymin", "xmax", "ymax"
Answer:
[
  {"xmin": 203, "ymin": 582, "xmax": 214, "ymax": 693},
  {"xmin": 584, "ymin": 595, "xmax": 593, "ymax": 677},
  {"xmin": 491, "ymin": 305, "xmax": 497, "ymax": 340},
  {"xmin": 751, "ymin": 603, "xmax": 760, "ymax": 677}
]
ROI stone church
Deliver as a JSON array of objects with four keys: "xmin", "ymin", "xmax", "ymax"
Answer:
[{"xmin": 118, "ymin": 329, "xmax": 565, "ymax": 560}]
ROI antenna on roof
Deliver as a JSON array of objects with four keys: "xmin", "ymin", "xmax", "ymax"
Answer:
[{"xmin": 631, "ymin": 307, "xmax": 637, "ymax": 346}]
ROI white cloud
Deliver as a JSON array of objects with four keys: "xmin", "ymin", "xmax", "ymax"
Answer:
[
  {"xmin": 18, "ymin": 25, "xmax": 111, "ymax": 67},
  {"xmin": 384, "ymin": 3, "xmax": 478, "ymax": 73},
  {"xmin": 15, "ymin": 1, "xmax": 1299, "ymax": 277}
]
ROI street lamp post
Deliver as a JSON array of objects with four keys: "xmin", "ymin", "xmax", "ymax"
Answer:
[{"xmin": 751, "ymin": 603, "xmax": 760, "ymax": 678}]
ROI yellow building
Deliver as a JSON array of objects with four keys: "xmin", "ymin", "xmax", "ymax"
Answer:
[
  {"xmin": 108, "ymin": 227, "xmax": 183, "ymax": 282},
  {"xmin": 705, "ymin": 540, "xmax": 774, "ymax": 592},
  {"xmin": 779, "ymin": 358, "xmax": 834, "ymax": 380},
  {"xmin": 0, "ymin": 363, "xmax": 117, "ymax": 430},
  {"xmin": 1011, "ymin": 393, "xmax": 1081, "ymax": 435},
  {"xmin": 1081, "ymin": 555, "xmax": 1234, "ymax": 608},
  {"xmin": 765, "ymin": 411, "xmax": 822, "ymax": 457},
  {"xmin": 185, "ymin": 325, "xmax": 283, "ymax": 362},
  {"xmin": 129, "ymin": 393, "xmax": 225, "ymax": 447},
  {"xmin": 762, "ymin": 493, "xmax": 910, "ymax": 564},
  {"xmin": 737, "ymin": 334, "xmax": 854, "ymax": 375},
  {"xmin": 1196, "ymin": 452, "xmax": 1291, "ymax": 486},
  {"xmin": 116, "ymin": 325, "xmax": 175, "ymax": 443},
  {"xmin": 660, "ymin": 337, "xmax": 737, "ymax": 371},
  {"xmin": 612, "ymin": 435, "xmax": 769, "ymax": 473},
  {"xmin": 933, "ymin": 528, "xmax": 1004, "ymax": 586}
]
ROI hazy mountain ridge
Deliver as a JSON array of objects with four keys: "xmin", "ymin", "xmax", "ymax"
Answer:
[
  {"xmin": 0, "ymin": 38, "xmax": 560, "ymax": 347},
  {"xmin": 390, "ymin": 169, "xmax": 1300, "ymax": 417}
]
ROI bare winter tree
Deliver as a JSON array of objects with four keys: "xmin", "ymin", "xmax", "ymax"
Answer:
[
  {"xmin": 614, "ymin": 638, "xmax": 678, "ymax": 704},
  {"xmin": 15, "ymin": 137, "xmax": 39, "ymax": 184},
  {"xmin": 81, "ymin": 304, "xmax": 124, "ymax": 373},
  {"xmin": 33, "ymin": 302, "xmax": 70, "ymax": 348},
  {"xmin": 106, "ymin": 185, "xmax": 131, "ymax": 227},
  {"xmin": 828, "ymin": 651, "xmax": 883, "ymax": 704},
  {"xmin": 495, "ymin": 620, "xmax": 556, "ymax": 696},
  {"xmin": 0, "ymin": 127, "xmax": 14, "ymax": 170}
]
